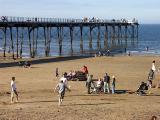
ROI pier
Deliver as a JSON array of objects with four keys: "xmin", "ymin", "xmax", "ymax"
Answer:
[{"xmin": 0, "ymin": 16, "xmax": 138, "ymax": 59}]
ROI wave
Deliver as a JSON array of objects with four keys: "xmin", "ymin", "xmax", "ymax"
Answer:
[{"xmin": 127, "ymin": 49, "xmax": 160, "ymax": 56}]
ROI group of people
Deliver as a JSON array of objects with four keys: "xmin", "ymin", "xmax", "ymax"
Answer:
[
  {"xmin": 56, "ymin": 66, "xmax": 88, "ymax": 81},
  {"xmin": 54, "ymin": 65, "xmax": 116, "ymax": 105},
  {"xmin": 63, "ymin": 71, "xmax": 77, "ymax": 80},
  {"xmin": 18, "ymin": 61, "xmax": 31, "ymax": 68},
  {"xmin": 12, "ymin": 60, "xmax": 159, "ymax": 105},
  {"xmin": 94, "ymin": 50, "xmax": 111, "ymax": 57},
  {"xmin": 10, "ymin": 74, "xmax": 71, "ymax": 106},
  {"xmin": 137, "ymin": 60, "xmax": 158, "ymax": 95},
  {"xmin": 147, "ymin": 60, "xmax": 156, "ymax": 88},
  {"xmin": 86, "ymin": 73, "xmax": 116, "ymax": 94},
  {"xmin": 55, "ymin": 65, "xmax": 115, "ymax": 105}
]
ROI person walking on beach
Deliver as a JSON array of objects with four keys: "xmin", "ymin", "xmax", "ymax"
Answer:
[
  {"xmin": 54, "ymin": 80, "xmax": 71, "ymax": 106},
  {"xmin": 103, "ymin": 73, "xmax": 110, "ymax": 93},
  {"xmin": 86, "ymin": 74, "xmax": 93, "ymax": 94},
  {"xmin": 151, "ymin": 60, "xmax": 156, "ymax": 80},
  {"xmin": 111, "ymin": 75, "xmax": 116, "ymax": 94},
  {"xmin": 55, "ymin": 68, "xmax": 59, "ymax": 78},
  {"xmin": 11, "ymin": 77, "xmax": 19, "ymax": 103},
  {"xmin": 148, "ymin": 69, "xmax": 154, "ymax": 80}
]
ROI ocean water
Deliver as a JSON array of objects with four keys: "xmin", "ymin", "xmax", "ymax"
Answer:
[
  {"xmin": 0, "ymin": 24, "xmax": 160, "ymax": 57},
  {"xmin": 135, "ymin": 24, "xmax": 160, "ymax": 55}
]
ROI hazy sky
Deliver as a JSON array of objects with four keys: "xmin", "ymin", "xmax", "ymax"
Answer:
[{"xmin": 0, "ymin": 0, "xmax": 160, "ymax": 24}]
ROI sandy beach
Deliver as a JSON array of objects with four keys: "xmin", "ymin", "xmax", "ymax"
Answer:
[{"xmin": 0, "ymin": 55, "xmax": 160, "ymax": 120}]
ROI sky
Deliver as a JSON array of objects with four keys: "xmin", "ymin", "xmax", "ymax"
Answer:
[{"xmin": 0, "ymin": 0, "xmax": 160, "ymax": 24}]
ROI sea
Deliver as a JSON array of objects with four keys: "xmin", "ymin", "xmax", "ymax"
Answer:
[
  {"xmin": 132, "ymin": 24, "xmax": 160, "ymax": 55},
  {"xmin": 0, "ymin": 24, "xmax": 160, "ymax": 57}
]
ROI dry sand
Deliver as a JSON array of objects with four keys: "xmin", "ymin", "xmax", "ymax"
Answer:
[{"xmin": 0, "ymin": 55, "xmax": 160, "ymax": 120}]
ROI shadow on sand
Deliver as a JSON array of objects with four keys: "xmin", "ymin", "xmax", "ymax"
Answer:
[
  {"xmin": 19, "ymin": 100, "xmax": 57, "ymax": 104},
  {"xmin": 115, "ymin": 90, "xmax": 128, "ymax": 94},
  {"xmin": 67, "ymin": 90, "xmax": 129, "ymax": 97},
  {"xmin": 67, "ymin": 94, "xmax": 101, "ymax": 97},
  {"xmin": 0, "ymin": 56, "xmax": 91, "ymax": 68},
  {"xmin": 63, "ymin": 102, "xmax": 115, "ymax": 106},
  {"xmin": 145, "ymin": 94, "xmax": 160, "ymax": 96}
]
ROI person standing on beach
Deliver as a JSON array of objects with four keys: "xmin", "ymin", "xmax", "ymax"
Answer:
[
  {"xmin": 54, "ymin": 80, "xmax": 71, "ymax": 106},
  {"xmin": 111, "ymin": 76, "xmax": 116, "ymax": 94},
  {"xmin": 97, "ymin": 78, "xmax": 103, "ymax": 92},
  {"xmin": 148, "ymin": 69, "xmax": 154, "ymax": 80},
  {"xmin": 86, "ymin": 74, "xmax": 93, "ymax": 94},
  {"xmin": 11, "ymin": 77, "xmax": 19, "ymax": 103},
  {"xmin": 103, "ymin": 73, "xmax": 107, "ymax": 93},
  {"xmin": 103, "ymin": 73, "xmax": 110, "ymax": 93},
  {"xmin": 151, "ymin": 60, "xmax": 156, "ymax": 72},
  {"xmin": 146, "ymin": 46, "xmax": 149, "ymax": 51},
  {"xmin": 151, "ymin": 60, "xmax": 156, "ymax": 80}
]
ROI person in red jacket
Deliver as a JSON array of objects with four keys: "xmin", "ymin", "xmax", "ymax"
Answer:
[{"xmin": 82, "ymin": 65, "xmax": 88, "ymax": 75}]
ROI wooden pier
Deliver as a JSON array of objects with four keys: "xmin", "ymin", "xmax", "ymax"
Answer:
[{"xmin": 0, "ymin": 16, "xmax": 138, "ymax": 59}]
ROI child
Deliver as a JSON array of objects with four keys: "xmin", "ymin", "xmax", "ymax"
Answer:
[
  {"xmin": 54, "ymin": 80, "xmax": 71, "ymax": 106},
  {"xmin": 55, "ymin": 68, "xmax": 59, "ymax": 78},
  {"xmin": 11, "ymin": 77, "xmax": 19, "ymax": 103}
]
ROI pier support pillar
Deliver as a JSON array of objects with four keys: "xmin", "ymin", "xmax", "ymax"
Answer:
[
  {"xmin": 46, "ymin": 27, "xmax": 50, "ymax": 57},
  {"xmin": 57, "ymin": 27, "xmax": 63, "ymax": 56},
  {"xmin": 118, "ymin": 25, "xmax": 121, "ymax": 46},
  {"xmin": 80, "ymin": 26, "xmax": 83, "ymax": 54},
  {"xmin": 10, "ymin": 27, "xmax": 14, "ymax": 59},
  {"xmin": 131, "ymin": 25, "xmax": 135, "ymax": 46},
  {"xmin": 125, "ymin": 25, "xmax": 128, "ymax": 47},
  {"xmin": 69, "ymin": 27, "xmax": 74, "ymax": 55},
  {"xmin": 48, "ymin": 27, "xmax": 52, "ymax": 56},
  {"xmin": 16, "ymin": 27, "xmax": 19, "ymax": 58},
  {"xmin": 20, "ymin": 27, "xmax": 24, "ymax": 58},
  {"xmin": 44, "ymin": 27, "xmax": 48, "ymax": 57},
  {"xmin": 112, "ymin": 25, "xmax": 116, "ymax": 47},
  {"xmin": 3, "ymin": 27, "xmax": 7, "ymax": 57},
  {"xmin": 104, "ymin": 26, "xmax": 108, "ymax": 50},
  {"xmin": 136, "ymin": 25, "xmax": 139, "ymax": 47},
  {"xmin": 89, "ymin": 26, "xmax": 93, "ymax": 51},
  {"xmin": 32, "ymin": 28, "xmax": 35, "ymax": 57},
  {"xmin": 35, "ymin": 28, "xmax": 38, "ymax": 56},
  {"xmin": 28, "ymin": 27, "xmax": 32, "ymax": 58},
  {"xmin": 97, "ymin": 26, "xmax": 101, "ymax": 50}
]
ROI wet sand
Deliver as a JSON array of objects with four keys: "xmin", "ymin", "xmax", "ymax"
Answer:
[{"xmin": 0, "ymin": 55, "xmax": 160, "ymax": 120}]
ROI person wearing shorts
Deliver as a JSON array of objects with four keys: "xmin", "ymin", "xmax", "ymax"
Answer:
[{"xmin": 55, "ymin": 80, "xmax": 70, "ymax": 106}]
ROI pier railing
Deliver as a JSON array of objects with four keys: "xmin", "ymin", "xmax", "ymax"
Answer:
[{"xmin": 0, "ymin": 16, "xmax": 138, "ymax": 24}]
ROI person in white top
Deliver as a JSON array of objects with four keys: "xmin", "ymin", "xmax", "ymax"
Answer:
[
  {"xmin": 11, "ymin": 77, "xmax": 19, "ymax": 103},
  {"xmin": 97, "ymin": 78, "xmax": 103, "ymax": 91},
  {"xmin": 152, "ymin": 60, "xmax": 156, "ymax": 72},
  {"xmin": 151, "ymin": 60, "xmax": 156, "ymax": 80},
  {"xmin": 60, "ymin": 74, "xmax": 68, "ymax": 86}
]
